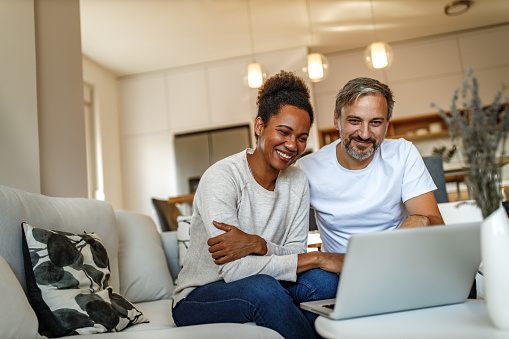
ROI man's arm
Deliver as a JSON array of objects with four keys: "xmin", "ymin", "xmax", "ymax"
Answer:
[
  {"xmin": 297, "ymin": 252, "xmax": 344, "ymax": 273},
  {"xmin": 209, "ymin": 221, "xmax": 344, "ymax": 274},
  {"xmin": 400, "ymin": 191, "xmax": 444, "ymax": 228}
]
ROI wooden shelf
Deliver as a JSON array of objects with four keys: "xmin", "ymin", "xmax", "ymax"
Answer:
[
  {"xmin": 391, "ymin": 130, "xmax": 450, "ymax": 141},
  {"xmin": 318, "ymin": 103, "xmax": 508, "ymax": 147},
  {"xmin": 318, "ymin": 113, "xmax": 449, "ymax": 147},
  {"xmin": 388, "ymin": 113, "xmax": 448, "ymax": 141}
]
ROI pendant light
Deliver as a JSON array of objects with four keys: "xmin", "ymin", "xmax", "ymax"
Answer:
[
  {"xmin": 364, "ymin": 0, "xmax": 393, "ymax": 70},
  {"xmin": 246, "ymin": 0, "xmax": 264, "ymax": 88},
  {"xmin": 247, "ymin": 62, "xmax": 263, "ymax": 88},
  {"xmin": 444, "ymin": 0, "xmax": 471, "ymax": 16},
  {"xmin": 303, "ymin": 0, "xmax": 329, "ymax": 82}
]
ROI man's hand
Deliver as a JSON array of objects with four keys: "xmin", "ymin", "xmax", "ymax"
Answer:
[
  {"xmin": 297, "ymin": 252, "xmax": 344, "ymax": 273},
  {"xmin": 399, "ymin": 214, "xmax": 431, "ymax": 228},
  {"xmin": 318, "ymin": 252, "xmax": 345, "ymax": 273},
  {"xmin": 207, "ymin": 221, "xmax": 267, "ymax": 265}
]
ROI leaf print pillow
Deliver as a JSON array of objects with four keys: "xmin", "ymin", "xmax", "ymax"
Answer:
[{"xmin": 21, "ymin": 223, "xmax": 148, "ymax": 337}]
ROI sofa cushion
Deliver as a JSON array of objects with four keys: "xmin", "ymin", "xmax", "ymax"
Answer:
[
  {"xmin": 160, "ymin": 231, "xmax": 180, "ymax": 282},
  {"xmin": 0, "ymin": 185, "xmax": 121, "ymax": 294},
  {"xmin": 0, "ymin": 256, "xmax": 45, "ymax": 339},
  {"xmin": 21, "ymin": 223, "xmax": 148, "ymax": 337},
  {"xmin": 115, "ymin": 210, "xmax": 174, "ymax": 303}
]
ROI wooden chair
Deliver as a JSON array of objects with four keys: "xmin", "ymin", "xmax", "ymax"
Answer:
[
  {"xmin": 423, "ymin": 156, "xmax": 449, "ymax": 203},
  {"xmin": 151, "ymin": 198, "xmax": 182, "ymax": 232}
]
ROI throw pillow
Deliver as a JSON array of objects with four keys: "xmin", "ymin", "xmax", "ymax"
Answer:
[
  {"xmin": 21, "ymin": 223, "xmax": 148, "ymax": 337},
  {"xmin": 177, "ymin": 216, "xmax": 192, "ymax": 268}
]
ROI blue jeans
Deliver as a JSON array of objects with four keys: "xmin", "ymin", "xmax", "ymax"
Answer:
[{"xmin": 172, "ymin": 268, "xmax": 339, "ymax": 339}]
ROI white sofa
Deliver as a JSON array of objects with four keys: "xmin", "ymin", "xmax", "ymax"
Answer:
[{"xmin": 0, "ymin": 185, "xmax": 282, "ymax": 339}]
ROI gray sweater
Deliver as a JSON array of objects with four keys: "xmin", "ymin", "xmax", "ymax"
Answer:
[{"xmin": 173, "ymin": 149, "xmax": 310, "ymax": 305}]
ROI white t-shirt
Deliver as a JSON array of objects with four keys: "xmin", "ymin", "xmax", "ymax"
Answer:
[{"xmin": 297, "ymin": 138, "xmax": 436, "ymax": 253}]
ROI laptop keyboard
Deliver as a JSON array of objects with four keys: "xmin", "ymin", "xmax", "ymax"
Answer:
[{"xmin": 323, "ymin": 304, "xmax": 335, "ymax": 310}]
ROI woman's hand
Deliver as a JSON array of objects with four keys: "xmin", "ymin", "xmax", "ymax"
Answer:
[{"xmin": 207, "ymin": 221, "xmax": 267, "ymax": 265}]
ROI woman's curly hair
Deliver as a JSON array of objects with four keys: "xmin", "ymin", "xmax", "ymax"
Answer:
[{"xmin": 255, "ymin": 70, "xmax": 314, "ymax": 139}]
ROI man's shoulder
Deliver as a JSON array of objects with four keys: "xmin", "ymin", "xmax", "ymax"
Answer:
[
  {"xmin": 381, "ymin": 138, "xmax": 414, "ymax": 154},
  {"xmin": 378, "ymin": 139, "xmax": 421, "ymax": 169},
  {"xmin": 382, "ymin": 137, "xmax": 412, "ymax": 147},
  {"xmin": 297, "ymin": 140, "xmax": 338, "ymax": 167}
]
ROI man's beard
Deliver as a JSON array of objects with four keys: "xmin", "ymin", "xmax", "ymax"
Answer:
[{"xmin": 343, "ymin": 135, "xmax": 383, "ymax": 161}]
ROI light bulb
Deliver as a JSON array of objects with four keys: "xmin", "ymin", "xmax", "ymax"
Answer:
[
  {"xmin": 364, "ymin": 42, "xmax": 393, "ymax": 70},
  {"xmin": 370, "ymin": 42, "xmax": 388, "ymax": 69},
  {"xmin": 308, "ymin": 54, "xmax": 324, "ymax": 80},
  {"xmin": 305, "ymin": 53, "xmax": 329, "ymax": 82},
  {"xmin": 247, "ymin": 62, "xmax": 263, "ymax": 88}
]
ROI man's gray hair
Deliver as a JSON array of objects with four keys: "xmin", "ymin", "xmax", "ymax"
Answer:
[{"xmin": 334, "ymin": 77, "xmax": 395, "ymax": 121}]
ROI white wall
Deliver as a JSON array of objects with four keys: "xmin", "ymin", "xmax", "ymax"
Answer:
[
  {"xmin": 82, "ymin": 56, "xmax": 124, "ymax": 209},
  {"xmin": 118, "ymin": 47, "xmax": 313, "ymax": 221},
  {"xmin": 0, "ymin": 0, "xmax": 40, "ymax": 193},
  {"xmin": 35, "ymin": 0, "xmax": 88, "ymax": 198},
  {"xmin": 0, "ymin": 0, "xmax": 88, "ymax": 198}
]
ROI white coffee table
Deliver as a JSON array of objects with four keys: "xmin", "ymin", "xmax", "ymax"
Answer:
[{"xmin": 315, "ymin": 300, "xmax": 509, "ymax": 339}]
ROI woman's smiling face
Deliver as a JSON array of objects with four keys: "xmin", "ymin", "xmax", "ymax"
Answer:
[{"xmin": 255, "ymin": 104, "xmax": 311, "ymax": 171}]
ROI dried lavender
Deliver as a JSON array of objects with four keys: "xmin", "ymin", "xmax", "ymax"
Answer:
[{"xmin": 432, "ymin": 69, "xmax": 509, "ymax": 218}]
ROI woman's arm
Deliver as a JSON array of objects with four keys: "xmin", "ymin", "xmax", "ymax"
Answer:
[
  {"xmin": 208, "ymin": 221, "xmax": 267, "ymax": 265},
  {"xmin": 207, "ymin": 180, "xmax": 310, "ymax": 265},
  {"xmin": 209, "ymin": 222, "xmax": 345, "ymax": 274},
  {"xmin": 196, "ymin": 163, "xmax": 302, "ymax": 283}
]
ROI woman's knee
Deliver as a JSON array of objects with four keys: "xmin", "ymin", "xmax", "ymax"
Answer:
[
  {"xmin": 298, "ymin": 268, "xmax": 339, "ymax": 299},
  {"xmin": 241, "ymin": 274, "xmax": 292, "ymax": 304}
]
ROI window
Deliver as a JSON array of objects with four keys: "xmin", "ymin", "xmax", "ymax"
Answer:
[{"xmin": 83, "ymin": 83, "xmax": 104, "ymax": 200}]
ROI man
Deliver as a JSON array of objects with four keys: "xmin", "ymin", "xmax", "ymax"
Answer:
[{"xmin": 297, "ymin": 77, "xmax": 444, "ymax": 253}]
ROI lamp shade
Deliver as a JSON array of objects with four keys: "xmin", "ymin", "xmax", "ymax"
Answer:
[
  {"xmin": 247, "ymin": 62, "xmax": 263, "ymax": 88},
  {"xmin": 306, "ymin": 53, "xmax": 329, "ymax": 82},
  {"xmin": 364, "ymin": 41, "xmax": 393, "ymax": 69}
]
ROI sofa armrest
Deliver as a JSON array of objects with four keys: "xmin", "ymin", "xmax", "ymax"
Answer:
[{"xmin": 160, "ymin": 231, "xmax": 180, "ymax": 283}]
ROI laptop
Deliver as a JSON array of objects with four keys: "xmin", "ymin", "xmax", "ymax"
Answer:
[{"xmin": 300, "ymin": 222, "xmax": 481, "ymax": 320}]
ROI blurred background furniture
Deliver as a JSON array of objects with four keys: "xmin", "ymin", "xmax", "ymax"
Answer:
[
  {"xmin": 152, "ymin": 198, "xmax": 182, "ymax": 232},
  {"xmin": 423, "ymin": 156, "xmax": 449, "ymax": 203}
]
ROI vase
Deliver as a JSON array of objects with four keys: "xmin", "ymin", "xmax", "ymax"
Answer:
[{"xmin": 482, "ymin": 204, "xmax": 509, "ymax": 330}]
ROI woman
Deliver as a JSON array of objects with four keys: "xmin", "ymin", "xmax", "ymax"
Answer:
[{"xmin": 172, "ymin": 71, "xmax": 343, "ymax": 339}]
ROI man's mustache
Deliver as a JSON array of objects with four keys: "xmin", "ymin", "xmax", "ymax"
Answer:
[{"xmin": 350, "ymin": 135, "xmax": 376, "ymax": 144}]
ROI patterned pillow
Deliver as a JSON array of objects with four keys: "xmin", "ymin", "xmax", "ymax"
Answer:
[
  {"xmin": 21, "ymin": 223, "xmax": 148, "ymax": 337},
  {"xmin": 176, "ymin": 216, "xmax": 191, "ymax": 268}
]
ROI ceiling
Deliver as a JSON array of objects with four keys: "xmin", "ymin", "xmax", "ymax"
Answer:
[{"xmin": 80, "ymin": 0, "xmax": 509, "ymax": 77}]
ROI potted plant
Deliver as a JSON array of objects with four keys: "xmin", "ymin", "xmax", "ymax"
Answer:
[{"xmin": 433, "ymin": 69, "xmax": 509, "ymax": 329}]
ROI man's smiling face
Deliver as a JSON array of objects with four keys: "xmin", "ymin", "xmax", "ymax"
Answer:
[{"xmin": 335, "ymin": 94, "xmax": 388, "ymax": 167}]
